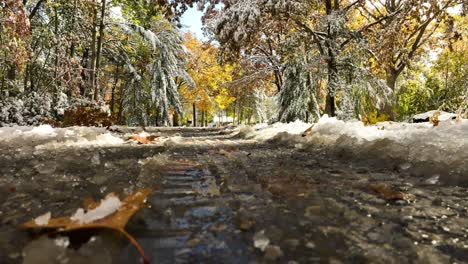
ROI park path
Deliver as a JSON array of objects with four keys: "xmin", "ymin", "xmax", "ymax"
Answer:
[{"xmin": 1, "ymin": 128, "xmax": 467, "ymax": 263}]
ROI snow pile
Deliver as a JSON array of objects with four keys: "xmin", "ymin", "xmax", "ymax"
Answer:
[
  {"xmin": 71, "ymin": 195, "xmax": 122, "ymax": 224},
  {"xmin": 413, "ymin": 110, "xmax": 457, "ymax": 122},
  {"xmin": 304, "ymin": 116, "xmax": 468, "ymax": 182},
  {"xmin": 237, "ymin": 120, "xmax": 312, "ymax": 141},
  {"xmin": 25, "ymin": 125, "xmax": 58, "ymax": 137},
  {"xmin": 0, "ymin": 125, "xmax": 124, "ymax": 149},
  {"xmin": 241, "ymin": 116, "xmax": 468, "ymax": 183}
]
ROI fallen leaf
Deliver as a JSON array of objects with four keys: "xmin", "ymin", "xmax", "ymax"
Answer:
[
  {"xmin": 301, "ymin": 125, "xmax": 315, "ymax": 137},
  {"xmin": 209, "ymin": 224, "xmax": 228, "ymax": 232},
  {"xmin": 21, "ymin": 189, "xmax": 153, "ymax": 264},
  {"xmin": 128, "ymin": 134, "xmax": 160, "ymax": 144},
  {"xmin": 186, "ymin": 238, "xmax": 201, "ymax": 247},
  {"xmin": 368, "ymin": 184, "xmax": 415, "ymax": 202},
  {"xmin": 238, "ymin": 218, "xmax": 255, "ymax": 231},
  {"xmin": 362, "ymin": 115, "xmax": 371, "ymax": 126},
  {"xmin": 430, "ymin": 111, "xmax": 440, "ymax": 127}
]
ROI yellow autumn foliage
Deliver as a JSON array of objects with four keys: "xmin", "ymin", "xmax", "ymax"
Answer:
[{"xmin": 180, "ymin": 33, "xmax": 236, "ymax": 112}]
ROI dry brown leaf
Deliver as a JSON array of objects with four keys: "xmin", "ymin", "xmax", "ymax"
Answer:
[
  {"xmin": 21, "ymin": 189, "xmax": 153, "ymax": 264},
  {"xmin": 209, "ymin": 224, "xmax": 228, "ymax": 232},
  {"xmin": 368, "ymin": 184, "xmax": 414, "ymax": 202},
  {"xmin": 361, "ymin": 115, "xmax": 371, "ymax": 126},
  {"xmin": 430, "ymin": 111, "xmax": 440, "ymax": 127},
  {"xmin": 301, "ymin": 125, "xmax": 315, "ymax": 137},
  {"xmin": 128, "ymin": 134, "xmax": 160, "ymax": 144}
]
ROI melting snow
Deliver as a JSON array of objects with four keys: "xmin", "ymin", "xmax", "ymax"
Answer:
[
  {"xmin": 253, "ymin": 230, "xmax": 270, "ymax": 251},
  {"xmin": 24, "ymin": 125, "xmax": 57, "ymax": 137},
  {"xmin": 237, "ymin": 120, "xmax": 311, "ymax": 141},
  {"xmin": 70, "ymin": 195, "xmax": 122, "ymax": 224},
  {"xmin": 34, "ymin": 212, "xmax": 51, "ymax": 226},
  {"xmin": 240, "ymin": 115, "xmax": 468, "ymax": 182},
  {"xmin": 0, "ymin": 126, "xmax": 124, "ymax": 149}
]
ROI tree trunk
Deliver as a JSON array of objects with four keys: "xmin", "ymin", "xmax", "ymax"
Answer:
[
  {"xmin": 201, "ymin": 110, "xmax": 205, "ymax": 127},
  {"xmin": 89, "ymin": 0, "xmax": 98, "ymax": 100},
  {"xmin": 324, "ymin": 0, "xmax": 338, "ymax": 117},
  {"xmin": 192, "ymin": 103, "xmax": 197, "ymax": 127},
  {"xmin": 94, "ymin": 0, "xmax": 106, "ymax": 101},
  {"xmin": 117, "ymin": 83, "xmax": 125, "ymax": 124},
  {"xmin": 386, "ymin": 68, "xmax": 398, "ymax": 91},
  {"xmin": 325, "ymin": 55, "xmax": 338, "ymax": 117},
  {"xmin": 23, "ymin": 64, "xmax": 29, "ymax": 91},
  {"xmin": 69, "ymin": 0, "xmax": 78, "ymax": 57},
  {"xmin": 7, "ymin": 66, "xmax": 16, "ymax": 81},
  {"xmin": 382, "ymin": 67, "xmax": 400, "ymax": 120},
  {"xmin": 173, "ymin": 111, "xmax": 179, "ymax": 127},
  {"xmin": 53, "ymin": 5, "xmax": 59, "ymax": 90},
  {"xmin": 80, "ymin": 48, "xmax": 89, "ymax": 96},
  {"xmin": 110, "ymin": 65, "xmax": 119, "ymax": 115}
]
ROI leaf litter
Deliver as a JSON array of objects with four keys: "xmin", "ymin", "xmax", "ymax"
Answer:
[
  {"xmin": 21, "ymin": 188, "xmax": 153, "ymax": 263},
  {"xmin": 127, "ymin": 133, "xmax": 160, "ymax": 144}
]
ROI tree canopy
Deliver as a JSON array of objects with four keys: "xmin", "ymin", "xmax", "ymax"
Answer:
[{"xmin": 0, "ymin": 0, "xmax": 466, "ymax": 126}]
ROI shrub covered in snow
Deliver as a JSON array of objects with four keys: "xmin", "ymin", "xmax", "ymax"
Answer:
[
  {"xmin": 0, "ymin": 92, "xmax": 111, "ymax": 127},
  {"xmin": 0, "ymin": 92, "xmax": 56, "ymax": 126}
]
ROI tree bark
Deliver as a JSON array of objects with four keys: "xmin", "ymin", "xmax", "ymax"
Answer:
[
  {"xmin": 325, "ymin": 47, "xmax": 338, "ymax": 117},
  {"xmin": 173, "ymin": 111, "xmax": 179, "ymax": 127},
  {"xmin": 80, "ymin": 48, "xmax": 89, "ymax": 96},
  {"xmin": 201, "ymin": 110, "xmax": 205, "ymax": 127},
  {"xmin": 386, "ymin": 69, "xmax": 398, "ymax": 91},
  {"xmin": 94, "ymin": 0, "xmax": 106, "ymax": 101},
  {"xmin": 324, "ymin": 0, "xmax": 338, "ymax": 117},
  {"xmin": 117, "ymin": 83, "xmax": 125, "ymax": 124},
  {"xmin": 192, "ymin": 103, "xmax": 197, "ymax": 127},
  {"xmin": 28, "ymin": 0, "xmax": 46, "ymax": 20},
  {"xmin": 89, "ymin": 0, "xmax": 98, "ymax": 100},
  {"xmin": 110, "ymin": 65, "xmax": 120, "ymax": 115},
  {"xmin": 69, "ymin": 0, "xmax": 78, "ymax": 57},
  {"xmin": 53, "ymin": 5, "xmax": 59, "ymax": 89}
]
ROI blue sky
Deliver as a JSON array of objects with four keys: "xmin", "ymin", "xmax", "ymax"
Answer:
[{"xmin": 180, "ymin": 7, "xmax": 205, "ymax": 40}]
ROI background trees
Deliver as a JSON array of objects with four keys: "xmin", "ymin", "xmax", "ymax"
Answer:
[
  {"xmin": 0, "ymin": 0, "xmax": 466, "ymax": 126},
  {"xmin": 203, "ymin": 0, "xmax": 466, "ymax": 121}
]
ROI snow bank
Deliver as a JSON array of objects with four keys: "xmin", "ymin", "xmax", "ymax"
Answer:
[
  {"xmin": 236, "ymin": 120, "xmax": 312, "ymax": 141},
  {"xmin": 0, "ymin": 125, "xmax": 124, "ymax": 149},
  {"xmin": 413, "ymin": 110, "xmax": 457, "ymax": 122},
  {"xmin": 241, "ymin": 116, "xmax": 468, "ymax": 184},
  {"xmin": 304, "ymin": 116, "xmax": 468, "ymax": 183}
]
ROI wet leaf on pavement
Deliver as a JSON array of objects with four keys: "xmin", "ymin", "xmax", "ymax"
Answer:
[
  {"xmin": 20, "ymin": 189, "xmax": 153, "ymax": 264},
  {"xmin": 128, "ymin": 134, "xmax": 160, "ymax": 144},
  {"xmin": 368, "ymin": 184, "xmax": 415, "ymax": 202}
]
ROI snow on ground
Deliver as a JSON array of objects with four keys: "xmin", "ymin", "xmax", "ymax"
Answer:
[
  {"xmin": 0, "ymin": 125, "xmax": 124, "ymax": 149},
  {"xmin": 239, "ymin": 116, "xmax": 468, "ymax": 183},
  {"xmin": 237, "ymin": 120, "xmax": 312, "ymax": 141},
  {"xmin": 1, "ymin": 116, "xmax": 466, "ymax": 183},
  {"xmin": 70, "ymin": 194, "xmax": 122, "ymax": 224}
]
